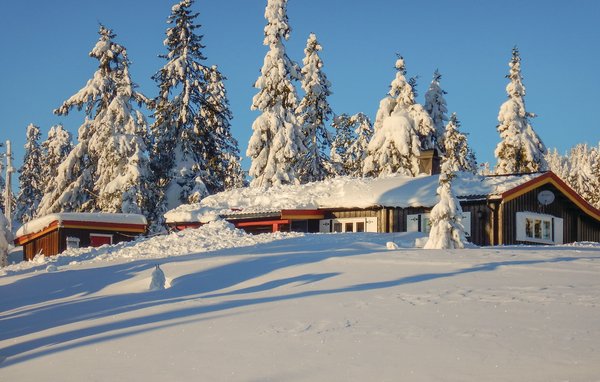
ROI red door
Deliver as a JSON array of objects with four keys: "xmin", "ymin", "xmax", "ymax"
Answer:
[{"xmin": 90, "ymin": 234, "xmax": 113, "ymax": 247}]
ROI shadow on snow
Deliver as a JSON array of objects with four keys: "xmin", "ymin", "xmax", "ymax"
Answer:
[{"xmin": 0, "ymin": 233, "xmax": 595, "ymax": 367}]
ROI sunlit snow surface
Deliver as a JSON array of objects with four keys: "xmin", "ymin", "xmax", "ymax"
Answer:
[{"xmin": 1, "ymin": 221, "xmax": 600, "ymax": 381}]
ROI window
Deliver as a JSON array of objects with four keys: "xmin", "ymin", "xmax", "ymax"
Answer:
[
  {"xmin": 333, "ymin": 223, "xmax": 343, "ymax": 232},
  {"xmin": 66, "ymin": 237, "xmax": 80, "ymax": 249},
  {"xmin": 356, "ymin": 222, "xmax": 365, "ymax": 232},
  {"xmin": 319, "ymin": 217, "xmax": 378, "ymax": 233},
  {"xmin": 516, "ymin": 212, "xmax": 563, "ymax": 244},
  {"xmin": 407, "ymin": 212, "xmax": 471, "ymax": 237}
]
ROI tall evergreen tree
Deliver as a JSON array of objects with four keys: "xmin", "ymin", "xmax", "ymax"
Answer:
[
  {"xmin": 364, "ymin": 56, "xmax": 434, "ymax": 177},
  {"xmin": 15, "ymin": 123, "xmax": 44, "ymax": 224},
  {"xmin": 424, "ymin": 70, "xmax": 449, "ymax": 152},
  {"xmin": 330, "ymin": 114, "xmax": 354, "ymax": 177},
  {"xmin": 37, "ymin": 25, "xmax": 152, "ymax": 218},
  {"xmin": 545, "ymin": 147, "xmax": 569, "ymax": 181},
  {"xmin": 203, "ymin": 65, "xmax": 245, "ymax": 191},
  {"xmin": 331, "ymin": 113, "xmax": 373, "ymax": 177},
  {"xmin": 151, "ymin": 0, "xmax": 238, "ymax": 218},
  {"xmin": 442, "ymin": 113, "xmax": 477, "ymax": 173},
  {"xmin": 39, "ymin": 125, "xmax": 73, "ymax": 197},
  {"xmin": 296, "ymin": 33, "xmax": 333, "ymax": 183},
  {"xmin": 247, "ymin": 0, "xmax": 306, "ymax": 187},
  {"xmin": 495, "ymin": 47, "xmax": 547, "ymax": 174},
  {"xmin": 565, "ymin": 144, "xmax": 599, "ymax": 208}
]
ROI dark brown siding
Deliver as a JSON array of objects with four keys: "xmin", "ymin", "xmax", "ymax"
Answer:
[
  {"xmin": 577, "ymin": 215, "xmax": 600, "ymax": 242},
  {"xmin": 501, "ymin": 183, "xmax": 600, "ymax": 244},
  {"xmin": 61, "ymin": 228, "xmax": 142, "ymax": 248},
  {"xmin": 460, "ymin": 202, "xmax": 487, "ymax": 246},
  {"xmin": 22, "ymin": 228, "xmax": 145, "ymax": 260}
]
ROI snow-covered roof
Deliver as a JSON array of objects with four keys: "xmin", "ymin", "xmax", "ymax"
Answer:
[
  {"xmin": 16, "ymin": 213, "xmax": 148, "ymax": 237},
  {"xmin": 165, "ymin": 172, "xmax": 541, "ymax": 224}
]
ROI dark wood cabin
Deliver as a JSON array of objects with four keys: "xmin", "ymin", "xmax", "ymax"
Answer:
[
  {"xmin": 14, "ymin": 213, "xmax": 148, "ymax": 260},
  {"xmin": 166, "ymin": 172, "xmax": 600, "ymax": 246}
]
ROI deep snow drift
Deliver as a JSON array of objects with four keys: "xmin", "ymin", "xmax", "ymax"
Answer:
[{"xmin": 1, "ymin": 222, "xmax": 599, "ymax": 381}]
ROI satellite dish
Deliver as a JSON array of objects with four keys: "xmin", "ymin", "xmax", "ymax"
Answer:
[{"xmin": 538, "ymin": 190, "xmax": 555, "ymax": 206}]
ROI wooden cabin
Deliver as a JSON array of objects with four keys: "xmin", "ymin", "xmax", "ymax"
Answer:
[
  {"xmin": 14, "ymin": 213, "xmax": 148, "ymax": 260},
  {"xmin": 165, "ymin": 171, "xmax": 600, "ymax": 246}
]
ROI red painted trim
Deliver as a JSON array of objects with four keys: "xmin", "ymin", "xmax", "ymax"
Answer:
[
  {"xmin": 174, "ymin": 223, "xmax": 204, "ymax": 231},
  {"xmin": 281, "ymin": 209, "xmax": 325, "ymax": 220},
  {"xmin": 61, "ymin": 220, "xmax": 146, "ymax": 232},
  {"xmin": 234, "ymin": 219, "xmax": 290, "ymax": 228},
  {"xmin": 501, "ymin": 171, "xmax": 600, "ymax": 222},
  {"xmin": 15, "ymin": 219, "xmax": 147, "ymax": 246},
  {"xmin": 14, "ymin": 221, "xmax": 60, "ymax": 245},
  {"xmin": 280, "ymin": 209, "xmax": 323, "ymax": 216}
]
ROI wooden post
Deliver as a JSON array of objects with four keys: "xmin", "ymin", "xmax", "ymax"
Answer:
[{"xmin": 5, "ymin": 140, "xmax": 13, "ymax": 232}]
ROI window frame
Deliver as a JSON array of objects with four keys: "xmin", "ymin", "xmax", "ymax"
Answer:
[{"xmin": 516, "ymin": 212, "xmax": 563, "ymax": 244}]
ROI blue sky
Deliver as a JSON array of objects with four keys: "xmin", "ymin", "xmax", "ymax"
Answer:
[{"xmin": 1, "ymin": 0, "xmax": 599, "ymax": 182}]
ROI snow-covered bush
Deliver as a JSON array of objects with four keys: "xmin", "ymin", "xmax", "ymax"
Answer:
[{"xmin": 424, "ymin": 162, "xmax": 468, "ymax": 249}]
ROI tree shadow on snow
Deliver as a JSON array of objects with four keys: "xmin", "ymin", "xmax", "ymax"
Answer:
[
  {"xmin": 0, "ymin": 239, "xmax": 595, "ymax": 367},
  {"xmin": 0, "ymin": 234, "xmax": 370, "ymax": 352}
]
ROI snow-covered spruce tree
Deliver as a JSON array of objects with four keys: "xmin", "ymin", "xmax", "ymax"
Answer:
[
  {"xmin": 330, "ymin": 114, "xmax": 354, "ymax": 177},
  {"xmin": 247, "ymin": 0, "xmax": 306, "ymax": 187},
  {"xmin": 203, "ymin": 65, "xmax": 245, "ymax": 191},
  {"xmin": 37, "ymin": 25, "xmax": 152, "ymax": 218},
  {"xmin": 363, "ymin": 56, "xmax": 435, "ymax": 177},
  {"xmin": 296, "ymin": 33, "xmax": 333, "ymax": 183},
  {"xmin": 39, "ymin": 125, "xmax": 73, "ymax": 199},
  {"xmin": 0, "ymin": 212, "xmax": 12, "ymax": 267},
  {"xmin": 442, "ymin": 113, "xmax": 477, "ymax": 173},
  {"xmin": 424, "ymin": 160, "xmax": 468, "ymax": 249},
  {"xmin": 424, "ymin": 70, "xmax": 449, "ymax": 152},
  {"xmin": 346, "ymin": 113, "xmax": 373, "ymax": 177},
  {"xmin": 562, "ymin": 144, "xmax": 600, "ymax": 209},
  {"xmin": 15, "ymin": 123, "xmax": 44, "ymax": 224},
  {"xmin": 545, "ymin": 147, "xmax": 569, "ymax": 182},
  {"xmin": 152, "ymin": 0, "xmax": 240, "ymax": 219},
  {"xmin": 330, "ymin": 113, "xmax": 373, "ymax": 177},
  {"xmin": 495, "ymin": 47, "xmax": 547, "ymax": 174}
]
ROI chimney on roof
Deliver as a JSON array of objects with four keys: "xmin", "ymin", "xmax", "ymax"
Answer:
[{"xmin": 418, "ymin": 148, "xmax": 441, "ymax": 175}]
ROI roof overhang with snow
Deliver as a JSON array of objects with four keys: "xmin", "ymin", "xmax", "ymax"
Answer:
[
  {"xmin": 164, "ymin": 172, "xmax": 549, "ymax": 224},
  {"xmin": 501, "ymin": 172, "xmax": 600, "ymax": 222},
  {"xmin": 15, "ymin": 213, "xmax": 148, "ymax": 246}
]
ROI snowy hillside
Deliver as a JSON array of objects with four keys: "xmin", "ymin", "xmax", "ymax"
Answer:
[{"xmin": 1, "ymin": 223, "xmax": 600, "ymax": 381}]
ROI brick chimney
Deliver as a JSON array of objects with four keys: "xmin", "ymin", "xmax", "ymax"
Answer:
[{"xmin": 418, "ymin": 148, "xmax": 441, "ymax": 175}]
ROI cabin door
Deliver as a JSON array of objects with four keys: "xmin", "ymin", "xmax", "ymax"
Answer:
[{"xmin": 90, "ymin": 234, "xmax": 113, "ymax": 247}]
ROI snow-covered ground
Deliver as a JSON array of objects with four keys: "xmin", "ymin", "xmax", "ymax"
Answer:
[{"xmin": 1, "ymin": 221, "xmax": 600, "ymax": 381}]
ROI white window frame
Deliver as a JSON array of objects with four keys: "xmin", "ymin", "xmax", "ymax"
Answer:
[
  {"xmin": 319, "ymin": 217, "xmax": 378, "ymax": 233},
  {"xmin": 66, "ymin": 236, "xmax": 80, "ymax": 249},
  {"xmin": 516, "ymin": 212, "xmax": 563, "ymax": 244},
  {"xmin": 407, "ymin": 212, "xmax": 471, "ymax": 237}
]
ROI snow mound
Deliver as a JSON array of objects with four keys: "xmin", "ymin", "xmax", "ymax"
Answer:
[
  {"xmin": 386, "ymin": 241, "xmax": 399, "ymax": 250},
  {"xmin": 149, "ymin": 264, "xmax": 166, "ymax": 291},
  {"xmin": 1, "ymin": 220, "xmax": 302, "ymax": 277}
]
